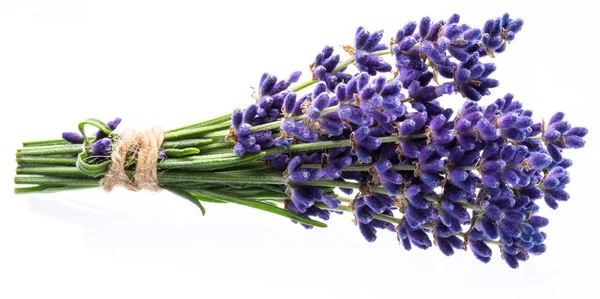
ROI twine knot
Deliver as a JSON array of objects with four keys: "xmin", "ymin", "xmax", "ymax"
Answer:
[{"xmin": 100, "ymin": 127, "xmax": 164, "ymax": 192}]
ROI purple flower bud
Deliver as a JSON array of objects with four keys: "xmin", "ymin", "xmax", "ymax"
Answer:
[
  {"xmin": 476, "ymin": 119, "xmax": 500, "ymax": 141},
  {"xmin": 500, "ymin": 220, "xmax": 521, "ymax": 238},
  {"xmin": 455, "ymin": 68, "xmax": 471, "ymax": 84},
  {"xmin": 399, "ymin": 36, "xmax": 418, "ymax": 52},
  {"xmin": 288, "ymin": 71, "xmax": 302, "ymax": 83},
  {"xmin": 531, "ymin": 232, "xmax": 546, "ymax": 244},
  {"xmin": 436, "ymin": 237, "xmax": 455, "ymax": 256},
  {"xmin": 243, "ymin": 104, "xmax": 258, "ymax": 123},
  {"xmin": 544, "ymin": 129, "xmax": 561, "ymax": 143},
  {"xmin": 485, "ymin": 204, "xmax": 504, "ymax": 221},
  {"xmin": 91, "ymin": 138, "xmax": 112, "ymax": 156},
  {"xmin": 290, "ymin": 169, "xmax": 311, "ymax": 182},
  {"xmin": 258, "ymin": 96, "xmax": 273, "ymax": 110},
  {"xmin": 358, "ymin": 222, "xmax": 377, "ymax": 242},
  {"xmin": 364, "ymin": 29, "xmax": 384, "ymax": 51},
  {"xmin": 235, "ymin": 123, "xmax": 251, "ymax": 137},
  {"xmin": 374, "ymin": 159, "xmax": 392, "ymax": 173},
  {"xmin": 528, "ymin": 244, "xmax": 546, "ymax": 255},
  {"xmin": 476, "ymin": 216, "xmax": 498, "ymax": 239},
  {"xmin": 549, "ymin": 120, "xmax": 570, "ymax": 133},
  {"xmin": 470, "ymin": 240, "xmax": 492, "ymax": 258},
  {"xmin": 564, "ymin": 127, "xmax": 588, "ymax": 138},
  {"xmin": 437, "ymin": 36, "xmax": 451, "ymax": 50},
  {"xmin": 507, "ymin": 18, "xmax": 524, "ymax": 33},
  {"xmin": 232, "ymin": 109, "xmax": 243, "ymax": 128},
  {"xmin": 157, "ymin": 151, "xmax": 167, "ymax": 160},
  {"xmin": 281, "ymin": 119, "xmax": 317, "ymax": 142},
  {"xmin": 321, "ymin": 112, "xmax": 344, "ymax": 136},
  {"xmin": 505, "ymin": 210, "xmax": 526, "ymax": 222},
  {"xmin": 62, "ymin": 132, "xmax": 83, "ymax": 144},
  {"xmin": 498, "ymin": 113, "xmax": 518, "ymax": 128},
  {"xmin": 549, "ymin": 112, "xmax": 565, "ymax": 124},
  {"xmin": 461, "ymin": 85, "xmax": 482, "ymax": 101},
  {"xmin": 526, "ymin": 153, "xmax": 552, "ymax": 169},
  {"xmin": 463, "ymin": 28, "xmax": 482, "ymax": 41},
  {"xmin": 564, "ymin": 136, "xmax": 585, "ymax": 149},
  {"xmin": 359, "ymin": 136, "xmax": 382, "ymax": 150},
  {"xmin": 338, "ymin": 104, "xmax": 372, "ymax": 126},
  {"xmin": 419, "ymin": 16, "xmax": 431, "ymax": 39},
  {"xmin": 546, "ymin": 188, "xmax": 570, "ymax": 201},
  {"xmin": 408, "ymin": 227, "xmax": 432, "ymax": 248},
  {"xmin": 259, "ymin": 74, "xmax": 277, "ymax": 95},
  {"xmin": 283, "ymin": 93, "xmax": 296, "ymax": 116},
  {"xmin": 481, "ymin": 159, "xmax": 506, "ymax": 173},
  {"xmin": 546, "ymin": 144, "xmax": 563, "ymax": 162},
  {"xmin": 403, "ymin": 21, "xmax": 417, "ymax": 36},
  {"xmin": 503, "ymin": 252, "xmax": 520, "ymax": 269}
]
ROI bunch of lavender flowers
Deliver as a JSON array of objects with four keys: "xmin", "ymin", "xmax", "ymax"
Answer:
[{"xmin": 14, "ymin": 13, "xmax": 587, "ymax": 268}]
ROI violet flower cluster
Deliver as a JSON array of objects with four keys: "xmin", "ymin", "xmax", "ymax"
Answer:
[
  {"xmin": 41, "ymin": 12, "xmax": 584, "ymax": 269},
  {"xmin": 228, "ymin": 13, "xmax": 587, "ymax": 268}
]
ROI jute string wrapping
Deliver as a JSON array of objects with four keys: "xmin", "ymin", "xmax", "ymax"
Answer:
[{"xmin": 100, "ymin": 127, "xmax": 164, "ymax": 192}]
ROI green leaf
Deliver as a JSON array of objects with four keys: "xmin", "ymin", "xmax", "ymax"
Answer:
[
  {"xmin": 76, "ymin": 151, "xmax": 110, "ymax": 177},
  {"xmin": 166, "ymin": 188, "xmax": 206, "ymax": 216},
  {"xmin": 192, "ymin": 193, "xmax": 227, "ymax": 204},
  {"xmin": 195, "ymin": 190, "xmax": 327, "ymax": 228},
  {"xmin": 78, "ymin": 118, "xmax": 112, "ymax": 140},
  {"xmin": 161, "ymin": 138, "xmax": 214, "ymax": 149},
  {"xmin": 163, "ymin": 148, "xmax": 200, "ymax": 158}
]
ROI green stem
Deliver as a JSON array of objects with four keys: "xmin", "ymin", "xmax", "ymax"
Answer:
[
  {"xmin": 22, "ymin": 139, "xmax": 68, "ymax": 147},
  {"xmin": 331, "ymin": 57, "xmax": 354, "ymax": 74},
  {"xmin": 14, "ymin": 185, "xmax": 96, "ymax": 194},
  {"xmin": 16, "ymin": 166, "xmax": 90, "ymax": 178},
  {"xmin": 265, "ymin": 139, "xmax": 351, "ymax": 155},
  {"xmin": 198, "ymin": 141, "xmax": 234, "ymax": 151},
  {"xmin": 290, "ymin": 80, "xmax": 318, "ymax": 92},
  {"xmin": 165, "ymin": 114, "xmax": 233, "ymax": 133},
  {"xmin": 158, "ymin": 172, "xmax": 285, "ymax": 186},
  {"xmin": 163, "ymin": 121, "xmax": 232, "ymax": 141},
  {"xmin": 14, "ymin": 175, "xmax": 99, "ymax": 187},
  {"xmin": 263, "ymin": 133, "xmax": 427, "ymax": 156},
  {"xmin": 16, "ymin": 156, "xmax": 77, "ymax": 166},
  {"xmin": 17, "ymin": 144, "xmax": 83, "ymax": 156}
]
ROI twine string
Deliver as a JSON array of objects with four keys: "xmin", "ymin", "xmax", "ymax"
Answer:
[{"xmin": 100, "ymin": 127, "xmax": 164, "ymax": 192}]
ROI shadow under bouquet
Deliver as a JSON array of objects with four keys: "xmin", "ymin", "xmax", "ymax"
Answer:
[{"xmin": 14, "ymin": 13, "xmax": 587, "ymax": 268}]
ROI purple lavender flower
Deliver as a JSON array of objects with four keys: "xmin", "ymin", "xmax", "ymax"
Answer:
[
  {"xmin": 313, "ymin": 46, "xmax": 353, "ymax": 91},
  {"xmin": 353, "ymin": 194, "xmax": 396, "ymax": 242},
  {"xmin": 481, "ymin": 13, "xmax": 524, "ymax": 56},
  {"xmin": 354, "ymin": 27, "xmax": 392, "ymax": 75},
  {"xmin": 90, "ymin": 138, "xmax": 112, "ymax": 156},
  {"xmin": 62, "ymin": 132, "xmax": 83, "ymax": 144}
]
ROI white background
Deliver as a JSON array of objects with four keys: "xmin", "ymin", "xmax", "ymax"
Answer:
[{"xmin": 1, "ymin": 1, "xmax": 598, "ymax": 298}]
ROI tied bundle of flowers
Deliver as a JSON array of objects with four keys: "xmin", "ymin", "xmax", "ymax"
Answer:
[{"xmin": 14, "ymin": 13, "xmax": 587, "ymax": 268}]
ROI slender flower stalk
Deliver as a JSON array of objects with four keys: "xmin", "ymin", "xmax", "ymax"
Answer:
[{"xmin": 14, "ymin": 12, "xmax": 587, "ymax": 269}]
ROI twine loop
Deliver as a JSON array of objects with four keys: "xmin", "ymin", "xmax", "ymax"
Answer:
[{"xmin": 100, "ymin": 127, "xmax": 164, "ymax": 192}]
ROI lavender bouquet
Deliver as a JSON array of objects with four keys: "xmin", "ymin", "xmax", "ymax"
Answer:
[{"xmin": 14, "ymin": 13, "xmax": 587, "ymax": 268}]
